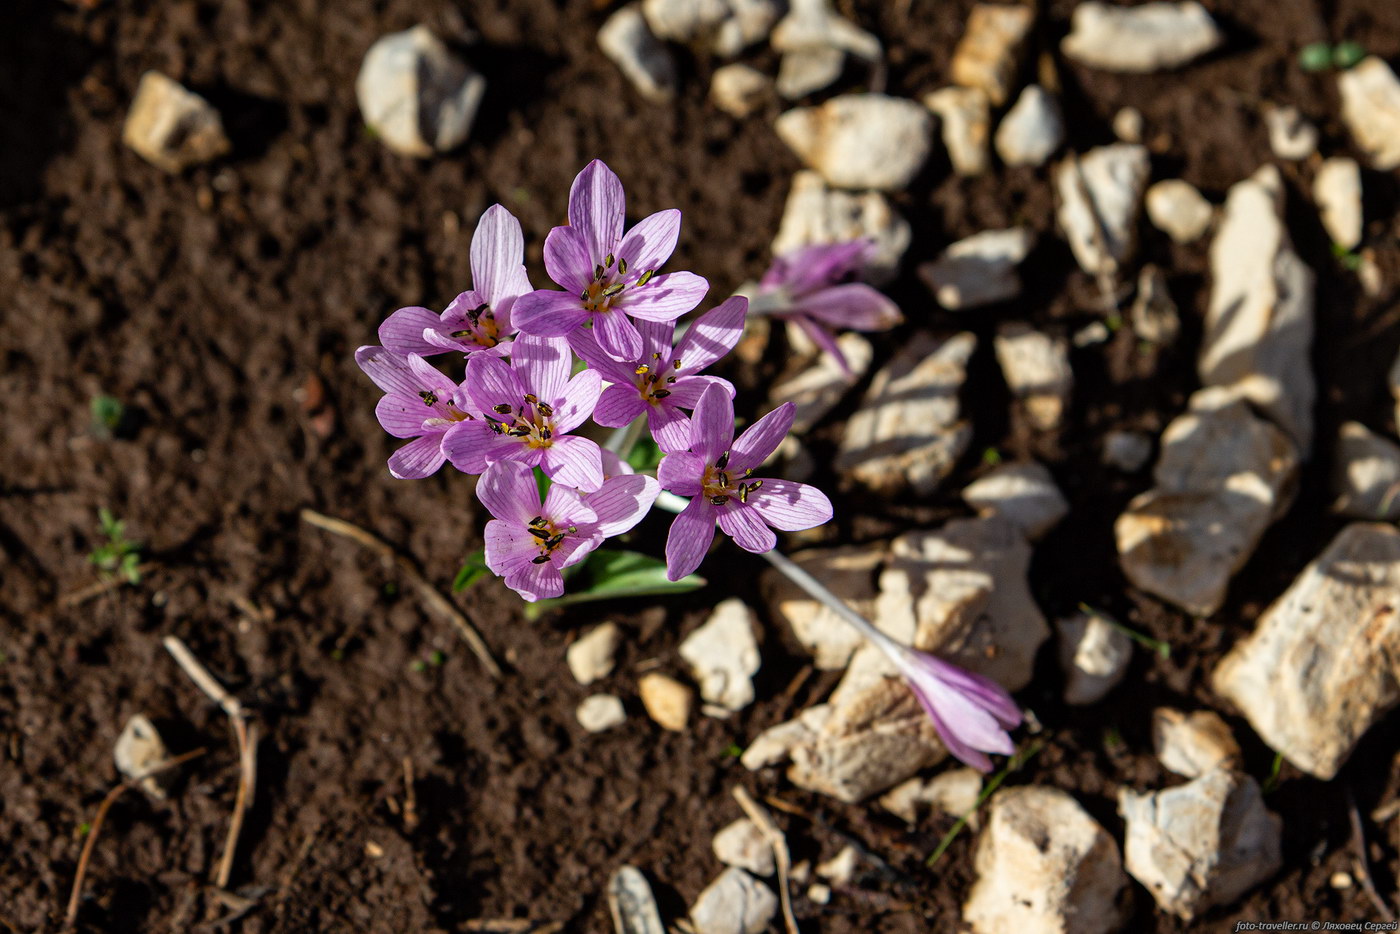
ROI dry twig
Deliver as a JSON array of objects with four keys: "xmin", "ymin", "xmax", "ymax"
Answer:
[
  {"xmin": 402, "ymin": 757, "xmax": 419, "ymax": 832},
  {"xmin": 299, "ymin": 508, "xmax": 502, "ymax": 679},
  {"xmin": 57, "ymin": 561, "xmax": 161, "ymax": 608},
  {"xmin": 732, "ymin": 787, "xmax": 799, "ymax": 934},
  {"xmin": 1348, "ymin": 788, "xmax": 1396, "ymax": 922}
]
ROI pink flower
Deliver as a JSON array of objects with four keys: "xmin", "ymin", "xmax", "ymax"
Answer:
[
  {"xmin": 442, "ymin": 335, "xmax": 605, "ymax": 491},
  {"xmin": 572, "ymin": 296, "xmax": 747, "ymax": 453},
  {"xmin": 658, "ymin": 383, "xmax": 832, "ymax": 580},
  {"xmin": 887, "ymin": 643, "xmax": 1022, "ymax": 772},
  {"xmin": 512, "ymin": 160, "xmax": 709, "ymax": 362},
  {"xmin": 378, "ymin": 204, "xmax": 531, "ymax": 358},
  {"xmin": 355, "ymin": 346, "xmax": 479, "ymax": 479},
  {"xmin": 751, "ymin": 241, "xmax": 902, "ymax": 374},
  {"xmin": 478, "ymin": 461, "xmax": 659, "ymax": 602}
]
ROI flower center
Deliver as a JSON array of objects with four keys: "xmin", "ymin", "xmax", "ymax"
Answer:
[
  {"xmin": 579, "ymin": 252, "xmax": 656, "ymax": 313},
  {"xmin": 526, "ymin": 515, "xmax": 577, "ymax": 564},
  {"xmin": 485, "ymin": 393, "xmax": 556, "ymax": 448},
  {"xmin": 418, "ymin": 390, "xmax": 473, "ymax": 425},
  {"xmin": 450, "ymin": 302, "xmax": 502, "ymax": 348},
  {"xmin": 634, "ymin": 352, "xmax": 681, "ymax": 404},
  {"xmin": 701, "ymin": 452, "xmax": 761, "ymax": 506}
]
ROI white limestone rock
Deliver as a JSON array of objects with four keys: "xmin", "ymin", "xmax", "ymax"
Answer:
[
  {"xmin": 1113, "ymin": 106, "xmax": 1144, "ymax": 143},
  {"xmin": 816, "ymin": 846, "xmax": 858, "ymax": 885},
  {"xmin": 1339, "ymin": 56, "xmax": 1400, "ymax": 170},
  {"xmin": 880, "ymin": 768, "xmax": 983, "ymax": 826},
  {"xmin": 1212, "ymin": 522, "xmax": 1400, "ymax": 779},
  {"xmin": 114, "ymin": 713, "xmax": 171, "ymax": 799},
  {"xmin": 962, "ymin": 462, "xmax": 1068, "ymax": 541},
  {"xmin": 777, "ymin": 47, "xmax": 845, "ymax": 100},
  {"xmin": 770, "ymin": 333, "xmax": 873, "ymax": 434},
  {"xmin": 713, "ymin": 818, "xmax": 775, "ymax": 876},
  {"xmin": 771, "ymin": 170, "xmax": 912, "ymax": 284},
  {"xmin": 1116, "ymin": 390, "xmax": 1299, "ymax": 616},
  {"xmin": 710, "ymin": 63, "xmax": 771, "ymax": 118},
  {"xmin": 577, "ymin": 694, "xmax": 628, "ymax": 733},
  {"xmin": 919, "ymin": 228, "xmax": 1035, "ymax": 310},
  {"xmin": 995, "ymin": 84, "xmax": 1064, "ymax": 168},
  {"xmin": 1332, "ymin": 421, "xmax": 1400, "ymax": 520},
  {"xmin": 1152, "ymin": 708, "xmax": 1241, "ymax": 778},
  {"xmin": 1146, "ymin": 179, "xmax": 1213, "ymax": 244},
  {"xmin": 950, "ymin": 3, "xmax": 1035, "ymax": 106},
  {"xmin": 1130, "ymin": 263, "xmax": 1181, "ymax": 347},
  {"xmin": 679, "ymin": 598, "xmax": 762, "ymax": 712},
  {"xmin": 691, "ymin": 868, "xmax": 778, "ymax": 934},
  {"xmin": 1103, "ymin": 430, "xmax": 1154, "ymax": 473},
  {"xmin": 1061, "ymin": 1, "xmax": 1223, "ymax": 73},
  {"xmin": 600, "ymin": 5, "xmax": 678, "ymax": 104},
  {"xmin": 567, "ymin": 622, "xmax": 622, "ymax": 685},
  {"xmin": 772, "ymin": 0, "xmax": 881, "ymax": 99},
  {"xmin": 1264, "ymin": 103, "xmax": 1319, "ymax": 161},
  {"xmin": 638, "ymin": 673, "xmax": 693, "ymax": 732},
  {"xmin": 1055, "ymin": 144, "xmax": 1151, "ymax": 278},
  {"xmin": 994, "ymin": 323, "xmax": 1073, "ymax": 432},
  {"xmin": 741, "ymin": 704, "xmax": 832, "ymax": 770},
  {"xmin": 356, "ymin": 27, "xmax": 485, "ymax": 157},
  {"xmin": 835, "ymin": 332, "xmax": 975, "ymax": 496},
  {"xmin": 776, "ymin": 94, "xmax": 934, "ymax": 191},
  {"xmin": 608, "ymin": 865, "xmax": 666, "ymax": 934},
  {"xmin": 760, "ymin": 544, "xmax": 884, "ymax": 669},
  {"xmin": 1120, "ymin": 769, "xmax": 1281, "ymax": 919},
  {"xmin": 965, "ymin": 786, "xmax": 1130, "ymax": 934},
  {"xmin": 1314, "ymin": 156, "xmax": 1363, "ymax": 251},
  {"xmin": 642, "ymin": 0, "xmax": 781, "ymax": 56},
  {"xmin": 1057, "ymin": 612, "xmax": 1132, "ymax": 706},
  {"xmin": 123, "ymin": 71, "xmax": 230, "ymax": 172},
  {"xmin": 924, "ymin": 86, "xmax": 992, "ymax": 177},
  {"xmin": 1200, "ymin": 165, "xmax": 1315, "ymax": 452}
]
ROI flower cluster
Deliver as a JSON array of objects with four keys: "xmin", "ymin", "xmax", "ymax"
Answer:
[{"xmin": 356, "ymin": 160, "xmax": 833, "ymax": 601}]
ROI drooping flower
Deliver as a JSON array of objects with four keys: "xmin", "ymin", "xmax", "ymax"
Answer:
[
  {"xmin": 745, "ymin": 240, "xmax": 902, "ymax": 373},
  {"xmin": 378, "ymin": 204, "xmax": 532, "ymax": 358},
  {"xmin": 441, "ymin": 334, "xmax": 605, "ymax": 491},
  {"xmin": 512, "ymin": 160, "xmax": 709, "ymax": 362},
  {"xmin": 477, "ymin": 460, "xmax": 660, "ymax": 602},
  {"xmin": 355, "ymin": 346, "xmax": 479, "ymax": 479},
  {"xmin": 572, "ymin": 296, "xmax": 747, "ymax": 453},
  {"xmin": 658, "ymin": 383, "xmax": 832, "ymax": 580}
]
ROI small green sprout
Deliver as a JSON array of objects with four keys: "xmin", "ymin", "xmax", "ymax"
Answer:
[
  {"xmin": 1261, "ymin": 752, "xmax": 1285, "ymax": 794},
  {"xmin": 1079, "ymin": 603, "xmax": 1171, "ymax": 660},
  {"xmin": 89, "ymin": 509, "xmax": 142, "ymax": 585},
  {"xmin": 1332, "ymin": 41, "xmax": 1366, "ymax": 70},
  {"xmin": 723, "ymin": 743, "xmax": 744, "ymax": 759},
  {"xmin": 429, "ymin": 650, "xmax": 446, "ymax": 667},
  {"xmin": 1331, "ymin": 242, "xmax": 1363, "ymax": 272},
  {"xmin": 1298, "ymin": 42, "xmax": 1333, "ymax": 72},
  {"xmin": 90, "ymin": 395, "xmax": 126, "ymax": 438},
  {"xmin": 981, "ymin": 447, "xmax": 1003, "ymax": 467},
  {"xmin": 1102, "ymin": 726, "xmax": 1124, "ymax": 751},
  {"xmin": 409, "ymin": 659, "xmax": 427, "ymax": 673},
  {"xmin": 928, "ymin": 740, "xmax": 1044, "ymax": 866}
]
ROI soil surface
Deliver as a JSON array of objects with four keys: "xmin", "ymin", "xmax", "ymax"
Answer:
[{"xmin": 3, "ymin": 0, "xmax": 1400, "ymax": 931}]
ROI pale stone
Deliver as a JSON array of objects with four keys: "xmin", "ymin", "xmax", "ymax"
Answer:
[
  {"xmin": 1392, "ymin": 351, "xmax": 1400, "ymax": 433},
  {"xmin": 1212, "ymin": 522, "xmax": 1400, "ymax": 779},
  {"xmin": 608, "ymin": 865, "xmax": 666, "ymax": 934},
  {"xmin": 713, "ymin": 818, "xmax": 775, "ymax": 876},
  {"xmin": 776, "ymin": 94, "xmax": 934, "ymax": 191},
  {"xmin": 1055, "ymin": 144, "xmax": 1151, "ymax": 277},
  {"xmin": 994, "ymin": 323, "xmax": 1072, "ymax": 431},
  {"xmin": 924, "ymin": 86, "xmax": 992, "ymax": 177},
  {"xmin": 1061, "ymin": 1, "xmax": 1223, "ymax": 73},
  {"xmin": 951, "ymin": 3, "xmax": 1035, "ymax": 106},
  {"xmin": 816, "ymin": 846, "xmax": 858, "ymax": 884},
  {"xmin": 122, "ymin": 71, "xmax": 230, "ymax": 172},
  {"xmin": 1113, "ymin": 106, "xmax": 1144, "ymax": 143},
  {"xmin": 599, "ymin": 5, "xmax": 678, "ymax": 104},
  {"xmin": 679, "ymin": 598, "xmax": 762, "ymax": 712},
  {"xmin": 771, "ymin": 170, "xmax": 912, "ymax": 283},
  {"xmin": 355, "ymin": 27, "xmax": 485, "ymax": 157},
  {"xmin": 691, "ymin": 868, "xmax": 778, "ymax": 934},
  {"xmin": 919, "ymin": 228, "xmax": 1035, "ymax": 310},
  {"xmin": 965, "ymin": 786, "xmax": 1130, "ymax": 934},
  {"xmin": 776, "ymin": 47, "xmax": 846, "ymax": 100},
  {"xmin": 642, "ymin": 0, "xmax": 781, "ymax": 56},
  {"xmin": 771, "ymin": 0, "xmax": 881, "ymax": 98},
  {"xmin": 740, "ymin": 705, "xmax": 831, "ymax": 770},
  {"xmin": 770, "ymin": 333, "xmax": 873, "ymax": 434},
  {"xmin": 1263, "ymin": 103, "xmax": 1318, "ymax": 161},
  {"xmin": 1120, "ymin": 770, "xmax": 1281, "ymax": 919},
  {"xmin": 114, "ymin": 714, "xmax": 170, "ymax": 799},
  {"xmin": 1339, "ymin": 56, "xmax": 1400, "ymax": 170},
  {"xmin": 1152, "ymin": 708, "xmax": 1240, "ymax": 778},
  {"xmin": 1332, "ymin": 421, "xmax": 1400, "ymax": 520},
  {"xmin": 710, "ymin": 64, "xmax": 771, "ymax": 118},
  {"xmin": 962, "ymin": 462, "xmax": 1068, "ymax": 541},
  {"xmin": 807, "ymin": 883, "xmax": 831, "ymax": 904},
  {"xmin": 1130, "ymin": 264, "xmax": 1180, "ymax": 347},
  {"xmin": 1314, "ymin": 156, "xmax": 1363, "ymax": 251},
  {"xmin": 760, "ymin": 544, "xmax": 884, "ymax": 669},
  {"xmin": 1116, "ymin": 391, "xmax": 1299, "ymax": 616},
  {"xmin": 1103, "ymin": 430, "xmax": 1153, "ymax": 473},
  {"xmin": 995, "ymin": 85, "xmax": 1064, "ymax": 167},
  {"xmin": 1057, "ymin": 612, "xmax": 1132, "ymax": 705},
  {"xmin": 1146, "ymin": 179, "xmax": 1213, "ymax": 244},
  {"xmin": 1200, "ymin": 164, "xmax": 1316, "ymax": 451},
  {"xmin": 638, "ymin": 673, "xmax": 693, "ymax": 732},
  {"xmin": 880, "ymin": 768, "xmax": 982, "ymax": 826},
  {"xmin": 567, "ymin": 621, "xmax": 622, "ymax": 685},
  {"xmin": 576, "ymin": 694, "xmax": 627, "ymax": 733},
  {"xmin": 835, "ymin": 332, "xmax": 975, "ymax": 496}
]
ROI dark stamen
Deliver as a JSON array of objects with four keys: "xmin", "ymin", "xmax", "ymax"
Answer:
[
  {"xmin": 709, "ymin": 495, "xmax": 730, "ymax": 506},
  {"xmin": 419, "ymin": 390, "xmax": 439, "ymax": 407},
  {"xmin": 748, "ymin": 480, "xmax": 763, "ymax": 492},
  {"xmin": 594, "ymin": 263, "xmax": 605, "ymax": 281},
  {"xmin": 508, "ymin": 426, "xmax": 531, "ymax": 437},
  {"xmin": 601, "ymin": 282, "xmax": 625, "ymax": 297},
  {"xmin": 539, "ymin": 428, "xmax": 552, "ymax": 440},
  {"xmin": 493, "ymin": 403, "xmax": 513, "ymax": 414},
  {"xmin": 529, "ymin": 527, "xmax": 550, "ymax": 540},
  {"xmin": 524, "ymin": 393, "xmax": 538, "ymax": 405},
  {"xmin": 716, "ymin": 451, "xmax": 730, "ymax": 470},
  {"xmin": 618, "ymin": 257, "xmax": 628, "ymax": 275},
  {"xmin": 531, "ymin": 554, "xmax": 550, "ymax": 564},
  {"xmin": 637, "ymin": 269, "xmax": 655, "ymax": 287},
  {"xmin": 605, "ymin": 253, "xmax": 615, "ymax": 268},
  {"xmin": 718, "ymin": 471, "xmax": 730, "ymax": 488},
  {"xmin": 537, "ymin": 401, "xmax": 554, "ymax": 417},
  {"xmin": 652, "ymin": 390, "xmax": 670, "ymax": 398}
]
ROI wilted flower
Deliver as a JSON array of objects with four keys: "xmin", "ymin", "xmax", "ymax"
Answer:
[
  {"xmin": 657, "ymin": 383, "xmax": 832, "ymax": 580},
  {"xmin": 379, "ymin": 204, "xmax": 531, "ymax": 357},
  {"xmin": 572, "ymin": 296, "xmax": 747, "ymax": 453},
  {"xmin": 512, "ymin": 160, "xmax": 709, "ymax": 362},
  {"xmin": 355, "ymin": 346, "xmax": 478, "ymax": 479}
]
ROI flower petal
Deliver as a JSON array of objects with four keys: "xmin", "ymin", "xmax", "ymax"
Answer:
[
  {"xmin": 617, "ymin": 209, "xmax": 680, "ymax": 273},
  {"xmin": 587, "ymin": 474, "xmax": 660, "ymax": 537},
  {"xmin": 593, "ymin": 382, "xmax": 648, "ymax": 428},
  {"xmin": 729, "ymin": 402, "xmax": 795, "ymax": 473},
  {"xmin": 690, "ymin": 382, "xmax": 735, "ymax": 462},
  {"xmin": 663, "ymin": 374, "xmax": 733, "ymax": 411},
  {"xmin": 790, "ymin": 282, "xmax": 902, "ymax": 331},
  {"xmin": 665, "ymin": 496, "xmax": 716, "ymax": 581},
  {"xmin": 504, "ymin": 553, "xmax": 565, "ymax": 602},
  {"xmin": 647, "ymin": 401, "xmax": 693, "ymax": 453},
  {"xmin": 657, "ymin": 451, "xmax": 705, "ymax": 496},
  {"xmin": 622, "ymin": 271, "xmax": 709, "ymax": 322},
  {"xmin": 379, "ymin": 307, "xmax": 444, "ymax": 356},
  {"xmin": 540, "ymin": 435, "xmax": 604, "ymax": 492},
  {"xmin": 792, "ymin": 317, "xmax": 851, "ymax": 375},
  {"xmin": 743, "ymin": 478, "xmax": 833, "ymax": 531},
  {"xmin": 672, "ymin": 296, "xmax": 747, "ymax": 374},
  {"xmin": 600, "ymin": 449, "xmax": 635, "ymax": 479},
  {"xmin": 484, "ymin": 518, "xmax": 540, "ymax": 578},
  {"xmin": 355, "ymin": 345, "xmax": 420, "ymax": 396},
  {"xmin": 569, "ymin": 159, "xmax": 626, "ymax": 267},
  {"xmin": 476, "ymin": 460, "xmax": 542, "ymax": 525},
  {"xmin": 544, "ymin": 483, "xmax": 598, "ymax": 527},
  {"xmin": 387, "ymin": 434, "xmax": 447, "ymax": 479},
  {"xmin": 594, "ymin": 309, "xmax": 644, "ymax": 361},
  {"xmin": 376, "ymin": 393, "xmax": 431, "ymax": 439},
  {"xmin": 552, "ymin": 368, "xmax": 604, "ymax": 434},
  {"xmin": 441, "ymin": 420, "xmax": 500, "ymax": 475},
  {"xmin": 512, "ymin": 289, "xmax": 591, "ymax": 338},
  {"xmin": 542, "ymin": 224, "xmax": 594, "ymax": 295},
  {"xmin": 513, "ymin": 334, "xmax": 572, "ymax": 405},
  {"xmin": 568, "ymin": 328, "xmax": 636, "ymax": 384},
  {"xmin": 465, "ymin": 352, "xmax": 524, "ymax": 415},
  {"xmin": 716, "ymin": 502, "xmax": 777, "ymax": 554},
  {"xmin": 761, "ymin": 241, "xmax": 870, "ymax": 294}
]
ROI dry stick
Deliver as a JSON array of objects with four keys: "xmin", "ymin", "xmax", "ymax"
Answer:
[
  {"xmin": 732, "ymin": 787, "xmax": 799, "ymax": 934},
  {"xmin": 401, "ymin": 756, "xmax": 420, "ymax": 832},
  {"xmin": 162, "ymin": 635, "xmax": 256, "ymax": 890},
  {"xmin": 64, "ymin": 748, "xmax": 208, "ymax": 927},
  {"xmin": 1347, "ymin": 788, "xmax": 1396, "ymax": 922},
  {"xmin": 299, "ymin": 508, "xmax": 502, "ymax": 680},
  {"xmin": 57, "ymin": 561, "xmax": 162, "ymax": 608}
]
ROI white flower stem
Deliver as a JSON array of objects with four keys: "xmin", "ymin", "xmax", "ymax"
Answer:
[{"xmin": 604, "ymin": 414, "xmax": 646, "ymax": 455}]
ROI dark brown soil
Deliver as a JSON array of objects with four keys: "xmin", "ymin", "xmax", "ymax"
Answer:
[{"xmin": 3, "ymin": 0, "xmax": 1400, "ymax": 930}]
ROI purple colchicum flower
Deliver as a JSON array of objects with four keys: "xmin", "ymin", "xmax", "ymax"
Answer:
[
  {"xmin": 378, "ymin": 204, "xmax": 531, "ymax": 358},
  {"xmin": 749, "ymin": 240, "xmax": 902, "ymax": 374},
  {"xmin": 442, "ymin": 334, "xmax": 606, "ymax": 491},
  {"xmin": 885, "ymin": 641, "xmax": 1022, "ymax": 772},
  {"xmin": 512, "ymin": 160, "xmax": 709, "ymax": 363},
  {"xmin": 572, "ymin": 296, "xmax": 748, "ymax": 453},
  {"xmin": 478, "ymin": 461, "xmax": 660, "ymax": 602},
  {"xmin": 658, "ymin": 383, "xmax": 832, "ymax": 580},
  {"xmin": 355, "ymin": 346, "xmax": 479, "ymax": 479}
]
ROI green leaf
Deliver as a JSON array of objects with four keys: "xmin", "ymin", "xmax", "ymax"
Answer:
[
  {"xmin": 534, "ymin": 467, "xmax": 551, "ymax": 501},
  {"xmin": 522, "ymin": 548, "xmax": 705, "ymax": 619},
  {"xmin": 1298, "ymin": 41, "xmax": 1333, "ymax": 71},
  {"xmin": 1078, "ymin": 602, "xmax": 1172, "ymax": 660},
  {"xmin": 452, "ymin": 549, "xmax": 490, "ymax": 593},
  {"xmin": 1332, "ymin": 40, "xmax": 1366, "ymax": 70},
  {"xmin": 625, "ymin": 436, "xmax": 664, "ymax": 472},
  {"xmin": 927, "ymin": 740, "xmax": 1044, "ymax": 866}
]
